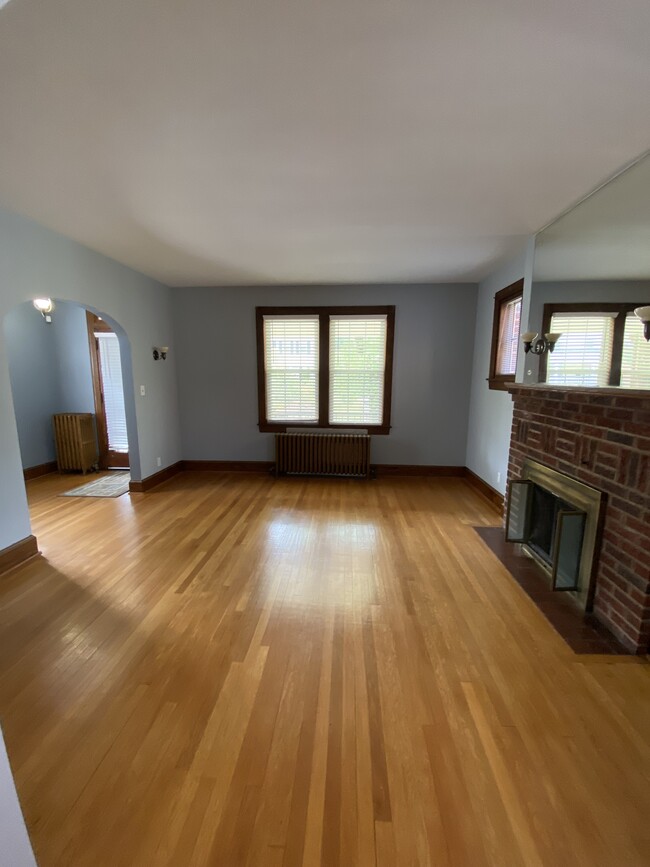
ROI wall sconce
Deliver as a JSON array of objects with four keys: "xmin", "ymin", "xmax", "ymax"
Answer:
[
  {"xmin": 634, "ymin": 306, "xmax": 650, "ymax": 341},
  {"xmin": 152, "ymin": 346, "xmax": 168, "ymax": 361},
  {"xmin": 33, "ymin": 298, "xmax": 54, "ymax": 323},
  {"xmin": 521, "ymin": 331, "xmax": 562, "ymax": 355}
]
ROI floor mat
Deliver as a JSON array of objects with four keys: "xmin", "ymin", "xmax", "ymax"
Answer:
[{"xmin": 60, "ymin": 472, "xmax": 130, "ymax": 498}]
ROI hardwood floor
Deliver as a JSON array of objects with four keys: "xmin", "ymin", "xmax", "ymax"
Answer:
[{"xmin": 1, "ymin": 472, "xmax": 648, "ymax": 866}]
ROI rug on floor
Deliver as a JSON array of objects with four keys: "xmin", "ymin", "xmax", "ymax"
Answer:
[{"xmin": 61, "ymin": 472, "xmax": 130, "ymax": 498}]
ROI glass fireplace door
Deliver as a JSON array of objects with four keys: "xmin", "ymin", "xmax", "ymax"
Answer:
[
  {"xmin": 551, "ymin": 510, "xmax": 586, "ymax": 591},
  {"xmin": 505, "ymin": 480, "xmax": 534, "ymax": 542}
]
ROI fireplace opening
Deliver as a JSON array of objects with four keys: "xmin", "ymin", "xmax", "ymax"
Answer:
[
  {"xmin": 528, "ymin": 487, "xmax": 579, "ymax": 566},
  {"xmin": 506, "ymin": 460, "xmax": 602, "ymax": 610},
  {"xmin": 528, "ymin": 486, "xmax": 557, "ymax": 563}
]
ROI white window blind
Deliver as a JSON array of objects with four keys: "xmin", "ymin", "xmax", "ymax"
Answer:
[
  {"xmin": 496, "ymin": 296, "xmax": 522, "ymax": 375},
  {"xmin": 95, "ymin": 332, "xmax": 129, "ymax": 452},
  {"xmin": 263, "ymin": 316, "xmax": 319, "ymax": 422},
  {"xmin": 329, "ymin": 315, "xmax": 387, "ymax": 424},
  {"xmin": 621, "ymin": 313, "xmax": 650, "ymax": 389},
  {"xmin": 546, "ymin": 313, "xmax": 615, "ymax": 387}
]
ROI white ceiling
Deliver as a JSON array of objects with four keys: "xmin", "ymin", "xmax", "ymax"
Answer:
[
  {"xmin": 534, "ymin": 152, "xmax": 650, "ymax": 281},
  {"xmin": 1, "ymin": 0, "xmax": 650, "ymax": 287}
]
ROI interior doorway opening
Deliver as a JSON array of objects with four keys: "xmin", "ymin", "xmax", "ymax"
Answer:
[{"xmin": 3, "ymin": 298, "xmax": 136, "ymax": 486}]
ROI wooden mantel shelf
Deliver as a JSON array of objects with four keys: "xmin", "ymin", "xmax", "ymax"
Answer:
[{"xmin": 506, "ymin": 383, "xmax": 650, "ymax": 401}]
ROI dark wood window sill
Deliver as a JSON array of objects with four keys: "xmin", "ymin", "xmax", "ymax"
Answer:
[
  {"xmin": 258, "ymin": 422, "xmax": 391, "ymax": 435},
  {"xmin": 487, "ymin": 376, "xmax": 515, "ymax": 392}
]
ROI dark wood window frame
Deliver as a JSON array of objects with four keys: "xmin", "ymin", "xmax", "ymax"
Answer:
[
  {"xmin": 539, "ymin": 302, "xmax": 643, "ymax": 385},
  {"xmin": 256, "ymin": 305, "xmax": 395, "ymax": 435},
  {"xmin": 488, "ymin": 279, "xmax": 524, "ymax": 391}
]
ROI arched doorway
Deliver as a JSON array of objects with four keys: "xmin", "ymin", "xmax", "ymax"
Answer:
[{"xmin": 2, "ymin": 297, "xmax": 140, "ymax": 495}]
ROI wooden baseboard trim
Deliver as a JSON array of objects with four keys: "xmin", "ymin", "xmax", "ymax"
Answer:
[
  {"xmin": 373, "ymin": 464, "xmax": 465, "ymax": 477},
  {"xmin": 0, "ymin": 535, "xmax": 39, "ymax": 576},
  {"xmin": 180, "ymin": 460, "xmax": 274, "ymax": 474},
  {"xmin": 129, "ymin": 462, "xmax": 183, "ymax": 493},
  {"xmin": 464, "ymin": 468, "xmax": 505, "ymax": 512},
  {"xmin": 183, "ymin": 462, "xmax": 465, "ymax": 478},
  {"xmin": 183, "ymin": 462, "xmax": 465, "ymax": 479},
  {"xmin": 23, "ymin": 461, "xmax": 58, "ymax": 481},
  {"xmin": 126, "ymin": 462, "xmax": 503, "ymax": 505}
]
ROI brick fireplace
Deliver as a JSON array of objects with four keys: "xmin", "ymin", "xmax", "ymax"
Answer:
[{"xmin": 506, "ymin": 385, "xmax": 650, "ymax": 653}]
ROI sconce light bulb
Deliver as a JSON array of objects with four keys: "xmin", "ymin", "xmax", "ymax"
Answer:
[
  {"xmin": 634, "ymin": 306, "xmax": 650, "ymax": 341},
  {"xmin": 634, "ymin": 306, "xmax": 650, "ymax": 322},
  {"xmin": 33, "ymin": 298, "xmax": 53, "ymax": 314}
]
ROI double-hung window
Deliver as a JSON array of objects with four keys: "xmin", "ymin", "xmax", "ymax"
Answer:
[
  {"xmin": 262, "ymin": 316, "xmax": 319, "ymax": 423},
  {"xmin": 257, "ymin": 306, "xmax": 395, "ymax": 433},
  {"xmin": 545, "ymin": 312, "xmax": 615, "ymax": 387},
  {"xmin": 540, "ymin": 302, "xmax": 650, "ymax": 388},
  {"xmin": 489, "ymin": 280, "xmax": 523, "ymax": 390}
]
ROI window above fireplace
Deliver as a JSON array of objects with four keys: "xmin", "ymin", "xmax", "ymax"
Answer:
[{"xmin": 539, "ymin": 302, "xmax": 650, "ymax": 389}]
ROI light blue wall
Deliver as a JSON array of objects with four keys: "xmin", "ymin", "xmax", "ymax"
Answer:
[
  {"xmin": 3, "ymin": 301, "xmax": 99, "ymax": 470},
  {"xmin": 53, "ymin": 303, "xmax": 96, "ymax": 413},
  {"xmin": 173, "ymin": 283, "xmax": 477, "ymax": 465},
  {"xmin": 465, "ymin": 245, "xmax": 531, "ymax": 495},
  {"xmin": 0, "ymin": 205, "xmax": 181, "ymax": 551},
  {"xmin": 4, "ymin": 303, "xmax": 62, "ymax": 468}
]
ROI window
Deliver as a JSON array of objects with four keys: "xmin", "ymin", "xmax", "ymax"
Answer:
[
  {"xmin": 546, "ymin": 313, "xmax": 615, "ymax": 387},
  {"xmin": 489, "ymin": 280, "xmax": 523, "ymax": 390},
  {"xmin": 256, "ymin": 306, "xmax": 395, "ymax": 433},
  {"xmin": 539, "ymin": 302, "xmax": 650, "ymax": 389},
  {"xmin": 263, "ymin": 316, "xmax": 319, "ymax": 422},
  {"xmin": 95, "ymin": 332, "xmax": 129, "ymax": 452},
  {"xmin": 329, "ymin": 316, "xmax": 387, "ymax": 425},
  {"xmin": 621, "ymin": 313, "xmax": 650, "ymax": 388}
]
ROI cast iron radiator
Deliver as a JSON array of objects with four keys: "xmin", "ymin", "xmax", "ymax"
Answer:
[
  {"xmin": 275, "ymin": 433, "xmax": 371, "ymax": 479},
  {"xmin": 52, "ymin": 413, "xmax": 98, "ymax": 474}
]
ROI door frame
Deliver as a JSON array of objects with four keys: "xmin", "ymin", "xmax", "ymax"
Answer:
[{"xmin": 86, "ymin": 311, "xmax": 129, "ymax": 469}]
